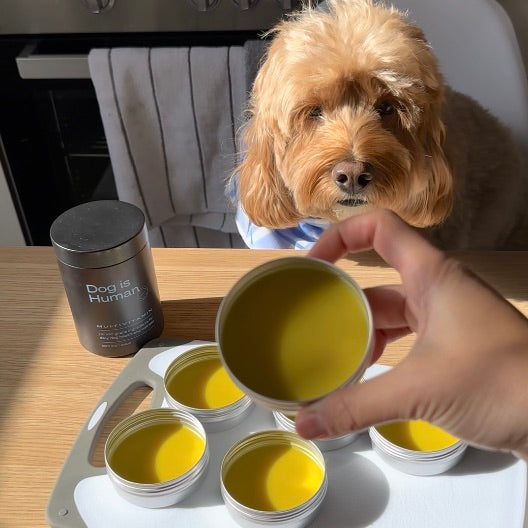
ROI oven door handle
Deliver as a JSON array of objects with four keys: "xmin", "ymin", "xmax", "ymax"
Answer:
[{"xmin": 16, "ymin": 43, "xmax": 90, "ymax": 80}]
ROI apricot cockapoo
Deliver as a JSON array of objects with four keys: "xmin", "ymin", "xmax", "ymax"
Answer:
[{"xmin": 233, "ymin": 0, "xmax": 528, "ymax": 249}]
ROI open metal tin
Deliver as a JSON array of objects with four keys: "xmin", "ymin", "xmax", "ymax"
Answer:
[
  {"xmin": 164, "ymin": 344, "xmax": 253, "ymax": 432},
  {"xmin": 369, "ymin": 421, "xmax": 468, "ymax": 476},
  {"xmin": 216, "ymin": 256, "xmax": 373, "ymax": 413},
  {"xmin": 104, "ymin": 408, "xmax": 209, "ymax": 508},
  {"xmin": 273, "ymin": 410, "xmax": 359, "ymax": 452},
  {"xmin": 221, "ymin": 430, "xmax": 328, "ymax": 528}
]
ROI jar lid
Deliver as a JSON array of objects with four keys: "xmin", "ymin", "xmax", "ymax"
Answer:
[{"xmin": 50, "ymin": 200, "xmax": 147, "ymax": 268}]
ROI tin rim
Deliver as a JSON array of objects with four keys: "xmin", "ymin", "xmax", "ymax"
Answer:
[
  {"xmin": 220, "ymin": 430, "xmax": 328, "ymax": 522},
  {"xmin": 163, "ymin": 344, "xmax": 253, "ymax": 426},
  {"xmin": 215, "ymin": 256, "xmax": 374, "ymax": 412},
  {"xmin": 369, "ymin": 424, "xmax": 467, "ymax": 473},
  {"xmin": 105, "ymin": 408, "xmax": 209, "ymax": 494}
]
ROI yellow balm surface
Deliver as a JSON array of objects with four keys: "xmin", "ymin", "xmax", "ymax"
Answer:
[
  {"xmin": 224, "ymin": 443, "xmax": 324, "ymax": 511},
  {"xmin": 376, "ymin": 420, "xmax": 459, "ymax": 451},
  {"xmin": 166, "ymin": 357, "xmax": 244, "ymax": 409},
  {"xmin": 221, "ymin": 265, "xmax": 369, "ymax": 401},
  {"xmin": 109, "ymin": 422, "xmax": 205, "ymax": 483}
]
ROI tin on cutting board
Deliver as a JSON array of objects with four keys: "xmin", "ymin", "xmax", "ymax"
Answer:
[
  {"xmin": 369, "ymin": 420, "xmax": 468, "ymax": 476},
  {"xmin": 273, "ymin": 410, "xmax": 359, "ymax": 452},
  {"xmin": 164, "ymin": 344, "xmax": 254, "ymax": 432},
  {"xmin": 273, "ymin": 375, "xmax": 366, "ymax": 451},
  {"xmin": 221, "ymin": 430, "xmax": 328, "ymax": 528},
  {"xmin": 216, "ymin": 256, "xmax": 373, "ymax": 413},
  {"xmin": 104, "ymin": 408, "xmax": 209, "ymax": 508}
]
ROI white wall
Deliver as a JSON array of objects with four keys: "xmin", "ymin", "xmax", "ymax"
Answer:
[{"xmin": 496, "ymin": 0, "xmax": 528, "ymax": 77}]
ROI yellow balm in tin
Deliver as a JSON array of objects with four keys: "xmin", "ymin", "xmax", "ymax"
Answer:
[
  {"xmin": 164, "ymin": 344, "xmax": 254, "ymax": 432},
  {"xmin": 221, "ymin": 430, "xmax": 328, "ymax": 527},
  {"xmin": 217, "ymin": 257, "xmax": 372, "ymax": 409},
  {"xmin": 105, "ymin": 408, "xmax": 210, "ymax": 508},
  {"xmin": 376, "ymin": 420, "xmax": 459, "ymax": 451},
  {"xmin": 166, "ymin": 356, "xmax": 244, "ymax": 409},
  {"xmin": 369, "ymin": 418, "xmax": 467, "ymax": 475},
  {"xmin": 224, "ymin": 443, "xmax": 324, "ymax": 511},
  {"xmin": 109, "ymin": 422, "xmax": 205, "ymax": 483}
]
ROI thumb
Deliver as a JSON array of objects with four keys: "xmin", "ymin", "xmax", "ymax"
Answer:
[{"xmin": 295, "ymin": 361, "xmax": 422, "ymax": 439}]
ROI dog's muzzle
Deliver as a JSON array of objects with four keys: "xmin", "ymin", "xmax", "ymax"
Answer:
[{"xmin": 333, "ymin": 160, "xmax": 371, "ymax": 207}]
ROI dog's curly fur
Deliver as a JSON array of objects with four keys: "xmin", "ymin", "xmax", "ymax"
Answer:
[{"xmin": 234, "ymin": 0, "xmax": 528, "ymax": 249}]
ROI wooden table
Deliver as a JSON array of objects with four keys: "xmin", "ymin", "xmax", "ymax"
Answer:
[{"xmin": 1, "ymin": 246, "xmax": 528, "ymax": 527}]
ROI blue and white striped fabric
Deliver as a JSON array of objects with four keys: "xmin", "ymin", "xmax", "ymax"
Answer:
[
  {"xmin": 236, "ymin": 204, "xmax": 330, "ymax": 249},
  {"xmin": 229, "ymin": 173, "xmax": 330, "ymax": 249}
]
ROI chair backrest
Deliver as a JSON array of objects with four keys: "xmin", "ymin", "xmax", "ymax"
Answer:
[{"xmin": 392, "ymin": 0, "xmax": 528, "ymax": 156}]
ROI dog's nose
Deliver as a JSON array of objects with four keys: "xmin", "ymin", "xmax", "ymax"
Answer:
[{"xmin": 332, "ymin": 160, "xmax": 373, "ymax": 194}]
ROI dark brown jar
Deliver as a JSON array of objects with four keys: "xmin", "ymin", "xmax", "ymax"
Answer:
[{"xmin": 50, "ymin": 200, "xmax": 164, "ymax": 357}]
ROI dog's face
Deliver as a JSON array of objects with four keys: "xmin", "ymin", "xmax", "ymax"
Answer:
[{"xmin": 236, "ymin": 0, "xmax": 453, "ymax": 229}]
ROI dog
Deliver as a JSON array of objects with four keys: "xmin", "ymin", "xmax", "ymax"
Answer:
[{"xmin": 232, "ymin": 0, "xmax": 528, "ymax": 250}]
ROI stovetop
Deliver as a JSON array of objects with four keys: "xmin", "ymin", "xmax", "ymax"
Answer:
[{"xmin": 0, "ymin": 0, "xmax": 308, "ymax": 35}]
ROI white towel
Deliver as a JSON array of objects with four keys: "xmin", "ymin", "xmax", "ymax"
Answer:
[{"xmin": 88, "ymin": 46, "xmax": 249, "ymax": 248}]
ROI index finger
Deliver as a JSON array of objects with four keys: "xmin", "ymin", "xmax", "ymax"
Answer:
[{"xmin": 308, "ymin": 210, "xmax": 445, "ymax": 289}]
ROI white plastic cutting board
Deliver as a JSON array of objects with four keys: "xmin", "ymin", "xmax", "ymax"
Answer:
[{"xmin": 46, "ymin": 340, "xmax": 528, "ymax": 528}]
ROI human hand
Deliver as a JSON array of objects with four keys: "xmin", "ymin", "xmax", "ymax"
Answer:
[{"xmin": 295, "ymin": 210, "xmax": 528, "ymax": 460}]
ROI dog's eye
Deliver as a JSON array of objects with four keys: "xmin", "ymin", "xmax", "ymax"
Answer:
[
  {"xmin": 375, "ymin": 101, "xmax": 395, "ymax": 117},
  {"xmin": 308, "ymin": 106, "xmax": 323, "ymax": 120}
]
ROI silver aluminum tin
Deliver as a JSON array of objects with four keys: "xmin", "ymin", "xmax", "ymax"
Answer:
[
  {"xmin": 220, "ymin": 430, "xmax": 328, "ymax": 528},
  {"xmin": 273, "ymin": 410, "xmax": 358, "ymax": 452},
  {"xmin": 105, "ymin": 408, "xmax": 209, "ymax": 508},
  {"xmin": 215, "ymin": 256, "xmax": 374, "ymax": 413},
  {"xmin": 164, "ymin": 344, "xmax": 254, "ymax": 432},
  {"xmin": 369, "ymin": 425, "xmax": 468, "ymax": 476}
]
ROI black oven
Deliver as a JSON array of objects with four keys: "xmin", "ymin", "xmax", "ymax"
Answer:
[{"xmin": 0, "ymin": 0, "xmax": 301, "ymax": 246}]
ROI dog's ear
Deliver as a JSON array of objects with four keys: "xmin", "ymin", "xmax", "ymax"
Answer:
[
  {"xmin": 407, "ymin": 96, "xmax": 454, "ymax": 228},
  {"xmin": 400, "ymin": 26, "xmax": 454, "ymax": 228},
  {"xmin": 236, "ymin": 114, "xmax": 302, "ymax": 228},
  {"xmin": 235, "ymin": 36, "xmax": 303, "ymax": 229}
]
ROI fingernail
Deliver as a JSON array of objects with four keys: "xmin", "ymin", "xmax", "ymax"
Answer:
[{"xmin": 295, "ymin": 410, "xmax": 326, "ymax": 439}]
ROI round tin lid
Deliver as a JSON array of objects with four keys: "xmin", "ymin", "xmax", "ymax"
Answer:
[{"xmin": 50, "ymin": 200, "xmax": 147, "ymax": 268}]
